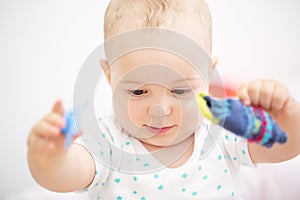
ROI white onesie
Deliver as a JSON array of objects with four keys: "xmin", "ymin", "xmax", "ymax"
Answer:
[{"xmin": 78, "ymin": 116, "xmax": 255, "ymax": 200}]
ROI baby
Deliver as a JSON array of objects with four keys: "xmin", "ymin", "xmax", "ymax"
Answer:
[{"xmin": 27, "ymin": 0, "xmax": 300, "ymax": 199}]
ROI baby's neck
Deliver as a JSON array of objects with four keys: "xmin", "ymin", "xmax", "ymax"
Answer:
[{"xmin": 141, "ymin": 135, "xmax": 195, "ymax": 168}]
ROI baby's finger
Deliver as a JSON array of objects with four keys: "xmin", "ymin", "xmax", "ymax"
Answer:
[
  {"xmin": 52, "ymin": 99, "xmax": 64, "ymax": 116},
  {"xmin": 238, "ymin": 82, "xmax": 251, "ymax": 105},
  {"xmin": 247, "ymin": 80, "xmax": 262, "ymax": 106},
  {"xmin": 44, "ymin": 113, "xmax": 65, "ymax": 128},
  {"xmin": 270, "ymin": 83, "xmax": 290, "ymax": 111},
  {"xmin": 28, "ymin": 130, "xmax": 51, "ymax": 151},
  {"xmin": 32, "ymin": 120, "xmax": 61, "ymax": 138},
  {"xmin": 258, "ymin": 80, "xmax": 275, "ymax": 110},
  {"xmin": 28, "ymin": 131, "xmax": 65, "ymax": 153}
]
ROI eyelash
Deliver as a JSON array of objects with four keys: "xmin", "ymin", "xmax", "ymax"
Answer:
[
  {"xmin": 129, "ymin": 90, "xmax": 148, "ymax": 96},
  {"xmin": 129, "ymin": 88, "xmax": 192, "ymax": 97},
  {"xmin": 171, "ymin": 88, "xmax": 192, "ymax": 96}
]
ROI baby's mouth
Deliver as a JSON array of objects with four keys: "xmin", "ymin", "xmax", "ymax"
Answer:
[{"xmin": 145, "ymin": 125, "xmax": 175, "ymax": 135}]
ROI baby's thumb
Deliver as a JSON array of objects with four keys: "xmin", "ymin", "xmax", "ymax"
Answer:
[{"xmin": 52, "ymin": 99, "xmax": 65, "ymax": 116}]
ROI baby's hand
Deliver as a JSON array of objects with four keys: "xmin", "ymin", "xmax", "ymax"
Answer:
[
  {"xmin": 238, "ymin": 80, "xmax": 300, "ymax": 161},
  {"xmin": 27, "ymin": 100, "xmax": 78, "ymax": 165},
  {"xmin": 197, "ymin": 94, "xmax": 287, "ymax": 148},
  {"xmin": 238, "ymin": 80, "xmax": 292, "ymax": 121}
]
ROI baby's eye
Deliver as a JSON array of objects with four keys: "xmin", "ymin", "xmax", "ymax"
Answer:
[
  {"xmin": 129, "ymin": 90, "xmax": 147, "ymax": 96},
  {"xmin": 171, "ymin": 88, "xmax": 192, "ymax": 96}
]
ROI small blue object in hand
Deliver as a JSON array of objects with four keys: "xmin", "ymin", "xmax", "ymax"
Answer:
[{"xmin": 61, "ymin": 111, "xmax": 78, "ymax": 148}]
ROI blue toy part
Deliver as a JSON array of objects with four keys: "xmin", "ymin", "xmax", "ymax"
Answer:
[
  {"xmin": 61, "ymin": 111, "xmax": 78, "ymax": 148},
  {"xmin": 201, "ymin": 95, "xmax": 287, "ymax": 148}
]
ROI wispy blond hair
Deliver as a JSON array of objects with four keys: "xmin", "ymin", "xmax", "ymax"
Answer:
[{"xmin": 104, "ymin": 0, "xmax": 212, "ymax": 54}]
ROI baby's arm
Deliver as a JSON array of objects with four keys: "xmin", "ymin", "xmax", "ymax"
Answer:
[
  {"xmin": 27, "ymin": 100, "xmax": 95, "ymax": 192},
  {"xmin": 239, "ymin": 80, "xmax": 300, "ymax": 163}
]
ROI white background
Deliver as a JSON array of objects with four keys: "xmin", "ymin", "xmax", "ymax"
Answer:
[{"xmin": 0, "ymin": 0, "xmax": 299, "ymax": 199}]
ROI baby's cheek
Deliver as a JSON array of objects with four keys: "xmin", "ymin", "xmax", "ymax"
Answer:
[
  {"xmin": 128, "ymin": 100, "xmax": 147, "ymax": 127},
  {"xmin": 177, "ymin": 96, "xmax": 203, "ymax": 131}
]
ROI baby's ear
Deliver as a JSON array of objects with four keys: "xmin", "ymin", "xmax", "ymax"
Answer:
[{"xmin": 100, "ymin": 59, "xmax": 111, "ymax": 84}]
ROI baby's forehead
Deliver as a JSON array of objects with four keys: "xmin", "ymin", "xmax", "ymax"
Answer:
[
  {"xmin": 111, "ymin": 49, "xmax": 199, "ymax": 71},
  {"xmin": 110, "ymin": 50, "xmax": 210, "ymax": 88},
  {"xmin": 104, "ymin": 26, "xmax": 211, "ymax": 66},
  {"xmin": 113, "ymin": 50, "xmax": 192, "ymax": 67},
  {"xmin": 104, "ymin": 28, "xmax": 213, "ymax": 86}
]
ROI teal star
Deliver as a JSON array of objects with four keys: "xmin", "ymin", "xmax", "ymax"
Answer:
[
  {"xmin": 200, "ymin": 150, "xmax": 204, "ymax": 155},
  {"xmin": 133, "ymin": 190, "xmax": 137, "ymax": 195},
  {"xmin": 242, "ymin": 149, "xmax": 246, "ymax": 155},
  {"xmin": 140, "ymin": 197, "xmax": 146, "ymax": 200},
  {"xmin": 218, "ymin": 154, "xmax": 222, "ymax": 160},
  {"xmin": 157, "ymin": 185, "xmax": 163, "ymax": 191},
  {"xmin": 133, "ymin": 176, "xmax": 138, "ymax": 181},
  {"xmin": 182, "ymin": 173, "xmax": 188, "ymax": 179},
  {"xmin": 114, "ymin": 178, "xmax": 121, "ymax": 184},
  {"xmin": 192, "ymin": 191, "xmax": 197, "ymax": 196},
  {"xmin": 116, "ymin": 196, "xmax": 123, "ymax": 200}
]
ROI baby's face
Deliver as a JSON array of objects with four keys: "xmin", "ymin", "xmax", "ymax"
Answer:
[{"xmin": 109, "ymin": 49, "xmax": 208, "ymax": 147}]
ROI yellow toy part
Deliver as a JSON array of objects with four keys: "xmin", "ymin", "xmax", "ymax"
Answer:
[{"xmin": 195, "ymin": 93, "xmax": 219, "ymax": 124}]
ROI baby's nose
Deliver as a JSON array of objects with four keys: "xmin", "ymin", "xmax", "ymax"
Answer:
[{"xmin": 149, "ymin": 104, "xmax": 171, "ymax": 117}]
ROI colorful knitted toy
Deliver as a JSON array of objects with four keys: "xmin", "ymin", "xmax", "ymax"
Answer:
[{"xmin": 196, "ymin": 93, "xmax": 287, "ymax": 148}]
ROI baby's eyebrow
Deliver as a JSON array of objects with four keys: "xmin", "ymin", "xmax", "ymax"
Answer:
[
  {"xmin": 172, "ymin": 76, "xmax": 201, "ymax": 83},
  {"xmin": 119, "ymin": 76, "xmax": 201, "ymax": 85},
  {"xmin": 119, "ymin": 80, "xmax": 144, "ymax": 84}
]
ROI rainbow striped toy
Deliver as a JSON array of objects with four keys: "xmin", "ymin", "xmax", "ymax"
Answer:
[{"xmin": 196, "ymin": 93, "xmax": 287, "ymax": 148}]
